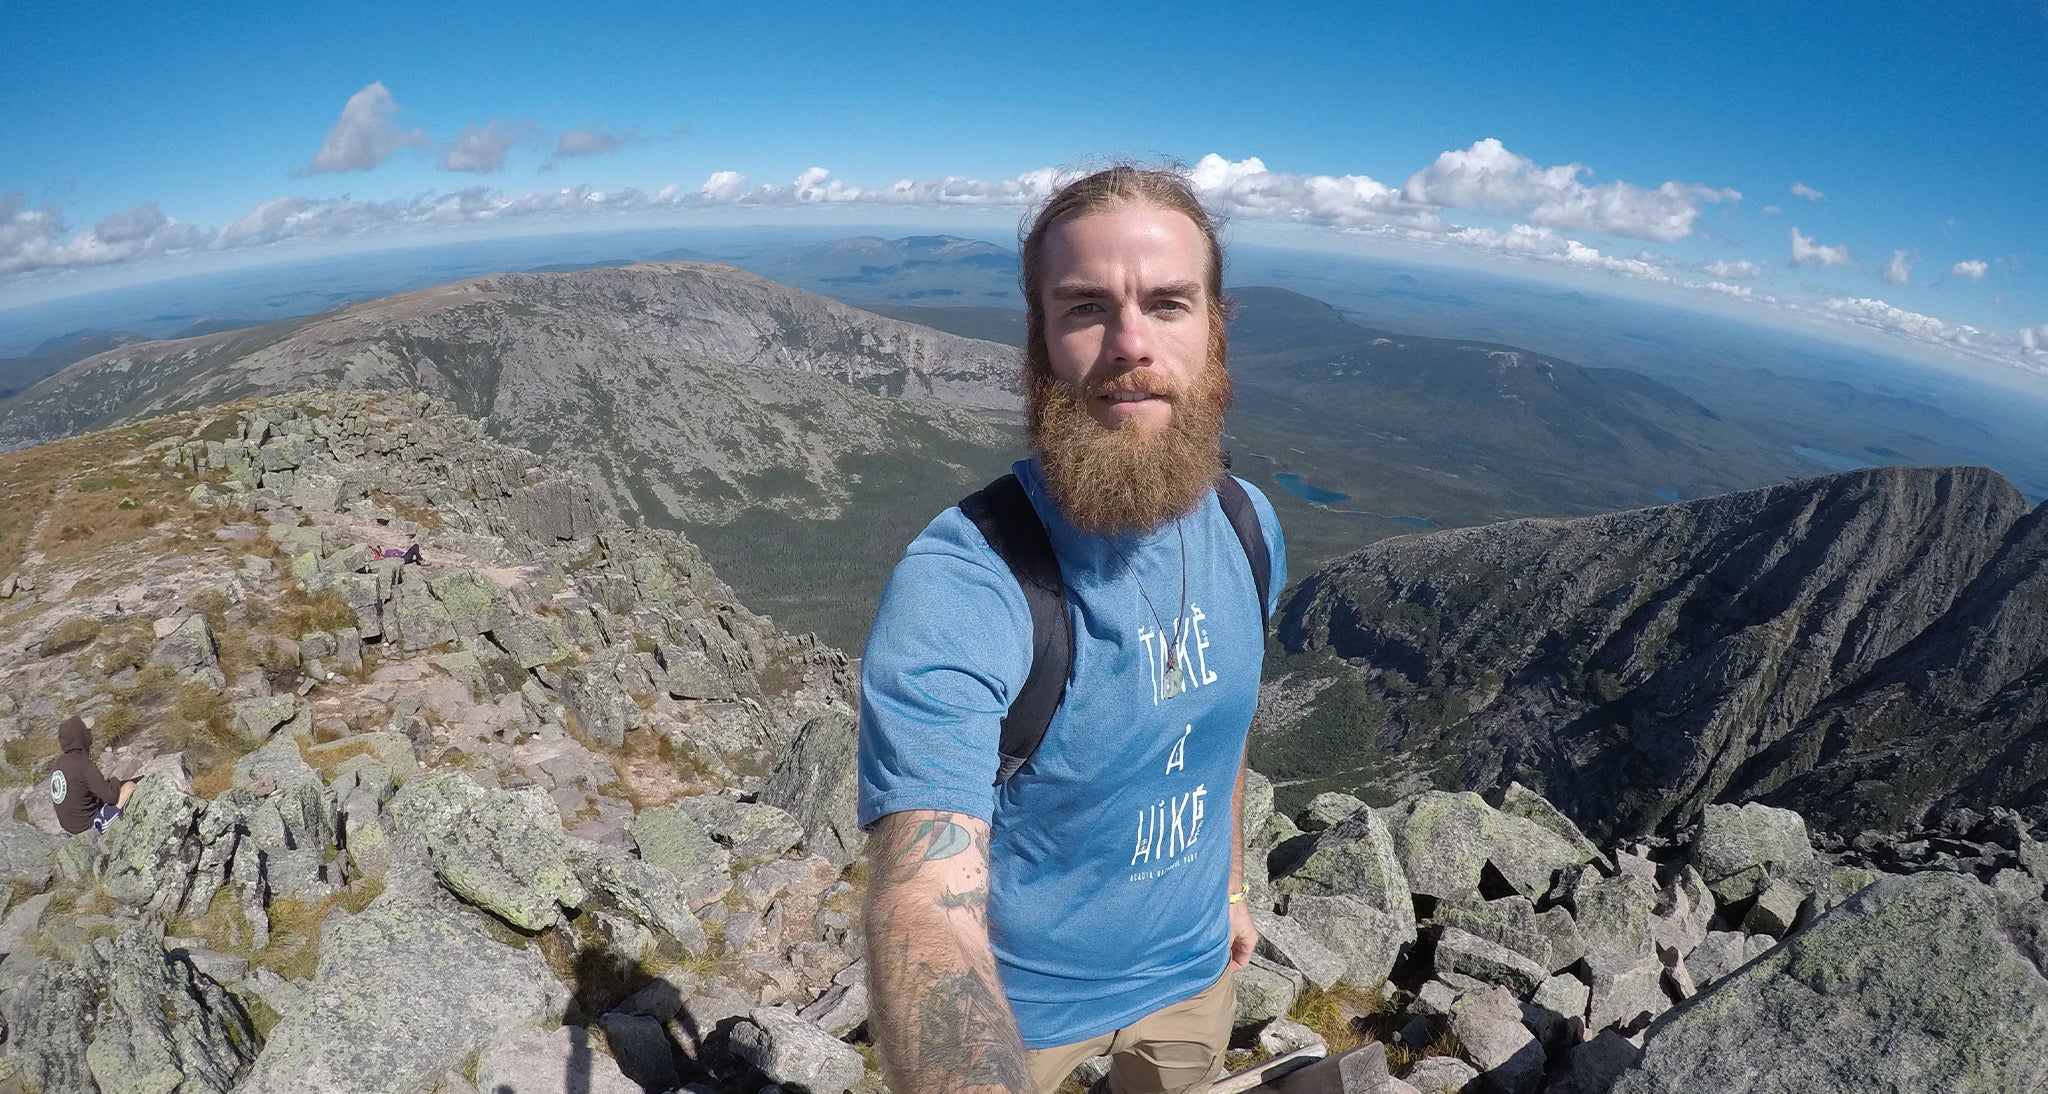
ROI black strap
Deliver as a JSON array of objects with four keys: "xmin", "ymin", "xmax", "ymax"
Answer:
[
  {"xmin": 959, "ymin": 475, "xmax": 1073, "ymax": 783},
  {"xmin": 1214, "ymin": 473, "xmax": 1274, "ymax": 626},
  {"xmin": 958, "ymin": 472, "xmax": 1273, "ymax": 784}
]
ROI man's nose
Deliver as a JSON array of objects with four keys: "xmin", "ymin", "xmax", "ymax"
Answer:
[{"xmin": 1107, "ymin": 306, "xmax": 1151, "ymax": 365}]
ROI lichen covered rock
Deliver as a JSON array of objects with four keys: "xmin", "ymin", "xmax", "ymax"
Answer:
[
  {"xmin": 386, "ymin": 772, "xmax": 586, "ymax": 929},
  {"xmin": 4, "ymin": 923, "xmax": 255, "ymax": 1094},
  {"xmin": 1615, "ymin": 872, "xmax": 2048, "ymax": 1092},
  {"xmin": 235, "ymin": 890, "xmax": 570, "ymax": 1094}
]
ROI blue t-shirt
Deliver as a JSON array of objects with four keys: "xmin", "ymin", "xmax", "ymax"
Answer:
[{"xmin": 858, "ymin": 458, "xmax": 1285, "ymax": 1048}]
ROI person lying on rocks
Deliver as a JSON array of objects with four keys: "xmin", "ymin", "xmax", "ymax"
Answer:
[
  {"xmin": 358, "ymin": 543, "xmax": 425, "ymax": 569},
  {"xmin": 52, "ymin": 714, "xmax": 135, "ymax": 835}
]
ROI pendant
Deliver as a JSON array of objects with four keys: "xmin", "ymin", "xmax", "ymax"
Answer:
[{"xmin": 1162, "ymin": 661, "xmax": 1185, "ymax": 700}]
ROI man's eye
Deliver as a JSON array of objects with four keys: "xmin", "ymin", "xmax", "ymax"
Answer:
[
  {"xmin": 1066, "ymin": 302, "xmax": 1102, "ymax": 317},
  {"xmin": 1154, "ymin": 299, "xmax": 1190, "ymax": 313}
]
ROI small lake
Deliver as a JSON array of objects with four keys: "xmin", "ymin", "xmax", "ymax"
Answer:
[
  {"xmin": 1274, "ymin": 473, "xmax": 1350, "ymax": 504},
  {"xmin": 1650, "ymin": 487, "xmax": 1682, "ymax": 504},
  {"xmin": 1793, "ymin": 445, "xmax": 1875, "ymax": 473}
]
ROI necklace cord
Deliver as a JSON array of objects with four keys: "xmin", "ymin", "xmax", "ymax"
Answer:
[{"xmin": 1110, "ymin": 520, "xmax": 1188, "ymax": 670}]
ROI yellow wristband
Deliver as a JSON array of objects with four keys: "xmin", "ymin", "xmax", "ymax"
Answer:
[{"xmin": 1228, "ymin": 887, "xmax": 1248, "ymax": 905}]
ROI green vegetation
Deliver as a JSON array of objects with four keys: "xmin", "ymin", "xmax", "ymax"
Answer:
[{"xmin": 683, "ymin": 423, "xmax": 1016, "ymax": 650}]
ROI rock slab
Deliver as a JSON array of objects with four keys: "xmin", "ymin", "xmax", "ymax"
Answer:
[
  {"xmin": 1613, "ymin": 872, "xmax": 2048, "ymax": 1092},
  {"xmin": 235, "ymin": 892, "xmax": 570, "ymax": 1094}
]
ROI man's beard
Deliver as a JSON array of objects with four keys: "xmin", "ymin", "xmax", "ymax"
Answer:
[{"xmin": 1025, "ymin": 333, "xmax": 1232, "ymax": 537}]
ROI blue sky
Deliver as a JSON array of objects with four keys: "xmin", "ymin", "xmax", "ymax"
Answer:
[{"xmin": 5, "ymin": 1, "xmax": 2045, "ymax": 373}]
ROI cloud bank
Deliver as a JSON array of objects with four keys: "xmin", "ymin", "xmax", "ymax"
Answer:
[
  {"xmin": 302, "ymin": 82, "xmax": 428, "ymax": 175},
  {"xmin": 6, "ymin": 147, "xmax": 2040, "ymax": 374},
  {"xmin": 0, "ymin": 193, "xmax": 207, "ymax": 277}
]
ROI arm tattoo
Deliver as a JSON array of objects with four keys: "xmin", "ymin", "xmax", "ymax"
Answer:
[
  {"xmin": 865, "ymin": 812, "xmax": 1030, "ymax": 1094},
  {"xmin": 918, "ymin": 970, "xmax": 1035, "ymax": 1093}
]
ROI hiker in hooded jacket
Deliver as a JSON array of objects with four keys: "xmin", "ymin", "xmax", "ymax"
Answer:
[
  {"xmin": 52, "ymin": 714, "xmax": 136, "ymax": 835},
  {"xmin": 858, "ymin": 165, "xmax": 1285, "ymax": 1094}
]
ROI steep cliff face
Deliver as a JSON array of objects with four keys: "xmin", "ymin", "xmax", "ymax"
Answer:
[
  {"xmin": 0, "ymin": 262, "xmax": 1020, "ymax": 524},
  {"xmin": 1741, "ymin": 499, "xmax": 2048, "ymax": 829},
  {"xmin": 1268, "ymin": 465, "xmax": 2043, "ymax": 836}
]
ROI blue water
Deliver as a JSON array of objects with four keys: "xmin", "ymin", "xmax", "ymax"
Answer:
[
  {"xmin": 1388, "ymin": 516, "xmax": 1439, "ymax": 529},
  {"xmin": 1650, "ymin": 487, "xmax": 1682, "ymax": 503},
  {"xmin": 1274, "ymin": 473, "xmax": 1351, "ymax": 504},
  {"xmin": 1793, "ymin": 445, "xmax": 1875, "ymax": 473}
]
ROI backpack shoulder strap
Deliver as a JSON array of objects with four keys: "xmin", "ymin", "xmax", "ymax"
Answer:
[
  {"xmin": 1213, "ymin": 473, "xmax": 1273, "ymax": 626},
  {"xmin": 957, "ymin": 473, "xmax": 1071, "ymax": 784}
]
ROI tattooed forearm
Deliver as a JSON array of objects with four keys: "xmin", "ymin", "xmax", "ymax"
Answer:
[{"xmin": 865, "ymin": 811, "xmax": 1030, "ymax": 1094}]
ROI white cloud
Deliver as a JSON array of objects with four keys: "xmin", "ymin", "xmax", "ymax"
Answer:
[
  {"xmin": 1952, "ymin": 259, "xmax": 1989, "ymax": 280},
  {"xmin": 1790, "ymin": 227, "xmax": 1852, "ymax": 267},
  {"xmin": 1703, "ymin": 258, "xmax": 1763, "ymax": 279},
  {"xmin": 441, "ymin": 120, "xmax": 534, "ymax": 173},
  {"xmin": 1882, "ymin": 249, "xmax": 1913, "ymax": 286},
  {"xmin": 0, "ymin": 192, "xmax": 205, "ymax": 277},
  {"xmin": 1791, "ymin": 182, "xmax": 1826, "ymax": 201},
  {"xmin": 1400, "ymin": 139, "xmax": 1738, "ymax": 243},
  {"xmin": 1188, "ymin": 155, "xmax": 1442, "ymax": 231},
  {"xmin": 1822, "ymin": 297, "xmax": 1985, "ymax": 351},
  {"xmin": 302, "ymin": 82, "xmax": 427, "ymax": 174},
  {"xmin": 697, "ymin": 171, "xmax": 752, "ymax": 202},
  {"xmin": 1762, "ymin": 204, "xmax": 1783, "ymax": 215},
  {"xmin": 1441, "ymin": 223, "xmax": 1670, "ymax": 280},
  {"xmin": 1703, "ymin": 281, "xmax": 1753, "ymax": 298}
]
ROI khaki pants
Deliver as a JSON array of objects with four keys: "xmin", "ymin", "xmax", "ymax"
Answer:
[{"xmin": 1026, "ymin": 969, "xmax": 1237, "ymax": 1094}]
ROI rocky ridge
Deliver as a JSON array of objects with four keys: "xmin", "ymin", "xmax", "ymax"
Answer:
[
  {"xmin": 1266, "ymin": 464, "xmax": 2048, "ymax": 837},
  {"xmin": 0, "ymin": 262, "xmax": 1020, "ymax": 525},
  {"xmin": 2, "ymin": 392, "xmax": 2041, "ymax": 1092}
]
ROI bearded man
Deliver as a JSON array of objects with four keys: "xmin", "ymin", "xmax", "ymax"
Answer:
[{"xmin": 858, "ymin": 164, "xmax": 1286, "ymax": 1094}]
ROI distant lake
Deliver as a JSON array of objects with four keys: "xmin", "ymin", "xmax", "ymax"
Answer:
[
  {"xmin": 1274, "ymin": 473, "xmax": 1350, "ymax": 504},
  {"xmin": 1793, "ymin": 445, "xmax": 1875, "ymax": 473},
  {"xmin": 1650, "ymin": 487, "xmax": 1682, "ymax": 503}
]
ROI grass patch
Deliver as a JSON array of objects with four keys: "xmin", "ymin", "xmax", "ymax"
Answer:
[
  {"xmin": 369, "ymin": 489, "xmax": 444, "ymax": 530},
  {"xmin": 172, "ymin": 680, "xmax": 229, "ymax": 728},
  {"xmin": 1385, "ymin": 1028, "xmax": 1465, "ymax": 1077},
  {"xmin": 91, "ymin": 704, "xmax": 143, "ymax": 748},
  {"xmin": 301, "ymin": 737, "xmax": 392, "ymax": 781},
  {"xmin": 251, "ymin": 883, "xmax": 382, "ymax": 982},
  {"xmin": 97, "ymin": 618, "xmax": 158, "ymax": 673},
  {"xmin": 4, "ymin": 732, "xmax": 61, "ymax": 772},
  {"xmin": 1287, "ymin": 982, "xmax": 1392, "ymax": 1056},
  {"xmin": 189, "ymin": 589, "xmax": 232, "ymax": 632},
  {"xmin": 37, "ymin": 616, "xmax": 103, "ymax": 657}
]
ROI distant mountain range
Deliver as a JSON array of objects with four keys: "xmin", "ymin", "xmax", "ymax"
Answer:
[
  {"xmin": 3, "ymin": 250, "xmax": 2031, "ymax": 657},
  {"xmin": 1261, "ymin": 463, "xmax": 2048, "ymax": 837}
]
